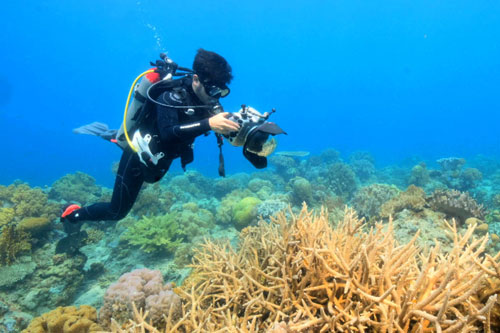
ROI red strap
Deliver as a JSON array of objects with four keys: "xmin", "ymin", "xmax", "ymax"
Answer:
[{"xmin": 62, "ymin": 204, "xmax": 81, "ymax": 218}]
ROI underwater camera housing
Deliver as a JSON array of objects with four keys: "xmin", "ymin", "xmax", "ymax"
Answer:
[{"xmin": 224, "ymin": 105, "xmax": 286, "ymax": 169}]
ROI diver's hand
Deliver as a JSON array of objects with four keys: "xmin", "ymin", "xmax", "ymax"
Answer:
[{"xmin": 209, "ymin": 112, "xmax": 240, "ymax": 135}]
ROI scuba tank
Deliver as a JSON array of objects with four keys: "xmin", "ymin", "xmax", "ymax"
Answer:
[
  {"xmin": 116, "ymin": 71, "xmax": 159, "ymax": 149},
  {"xmin": 117, "ymin": 53, "xmax": 194, "ymax": 151}
]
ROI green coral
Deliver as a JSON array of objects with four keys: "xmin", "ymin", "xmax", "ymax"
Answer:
[
  {"xmin": 17, "ymin": 217, "xmax": 52, "ymax": 236},
  {"xmin": 0, "ymin": 183, "xmax": 58, "ymax": 222},
  {"xmin": 49, "ymin": 172, "xmax": 102, "ymax": 205},
  {"xmin": 0, "ymin": 207, "xmax": 15, "ymax": 227},
  {"xmin": 232, "ymin": 196, "xmax": 262, "ymax": 229},
  {"xmin": 0, "ymin": 225, "xmax": 32, "ymax": 266},
  {"xmin": 121, "ymin": 213, "xmax": 185, "ymax": 254}
]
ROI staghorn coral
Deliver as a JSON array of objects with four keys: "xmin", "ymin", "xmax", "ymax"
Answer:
[
  {"xmin": 428, "ymin": 189, "xmax": 486, "ymax": 225},
  {"xmin": 22, "ymin": 305, "xmax": 103, "ymax": 332},
  {"xmin": 99, "ymin": 268, "xmax": 181, "ymax": 329},
  {"xmin": 111, "ymin": 205, "xmax": 500, "ymax": 332}
]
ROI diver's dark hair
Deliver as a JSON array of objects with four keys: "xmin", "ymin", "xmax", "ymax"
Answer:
[{"xmin": 193, "ymin": 48, "xmax": 233, "ymax": 87}]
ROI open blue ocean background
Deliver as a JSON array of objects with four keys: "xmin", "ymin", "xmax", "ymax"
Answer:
[{"xmin": 1, "ymin": 0, "xmax": 499, "ymax": 187}]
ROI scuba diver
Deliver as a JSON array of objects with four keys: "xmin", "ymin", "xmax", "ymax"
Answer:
[{"xmin": 59, "ymin": 49, "xmax": 285, "ymax": 250}]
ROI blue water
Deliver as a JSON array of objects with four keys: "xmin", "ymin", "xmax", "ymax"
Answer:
[{"xmin": 1, "ymin": 0, "xmax": 499, "ymax": 187}]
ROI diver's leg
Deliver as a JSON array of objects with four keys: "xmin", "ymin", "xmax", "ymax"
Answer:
[{"xmin": 62, "ymin": 150, "xmax": 144, "ymax": 228}]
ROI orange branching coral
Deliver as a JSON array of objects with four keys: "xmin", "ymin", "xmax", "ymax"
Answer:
[{"xmin": 112, "ymin": 204, "xmax": 500, "ymax": 332}]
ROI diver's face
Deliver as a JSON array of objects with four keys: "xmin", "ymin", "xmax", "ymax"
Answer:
[{"xmin": 192, "ymin": 74, "xmax": 217, "ymax": 105}]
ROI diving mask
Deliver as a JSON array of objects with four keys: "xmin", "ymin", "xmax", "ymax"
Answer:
[{"xmin": 202, "ymin": 80, "xmax": 230, "ymax": 99}]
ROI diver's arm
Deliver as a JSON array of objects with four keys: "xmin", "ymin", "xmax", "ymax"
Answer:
[{"xmin": 156, "ymin": 103, "xmax": 211, "ymax": 143}]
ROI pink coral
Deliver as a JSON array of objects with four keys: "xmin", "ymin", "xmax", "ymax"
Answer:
[{"xmin": 99, "ymin": 268, "xmax": 181, "ymax": 328}]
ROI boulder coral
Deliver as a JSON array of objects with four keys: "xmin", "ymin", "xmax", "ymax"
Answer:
[
  {"xmin": 99, "ymin": 268, "xmax": 181, "ymax": 329},
  {"xmin": 22, "ymin": 305, "xmax": 103, "ymax": 333},
  {"xmin": 232, "ymin": 196, "xmax": 262, "ymax": 229}
]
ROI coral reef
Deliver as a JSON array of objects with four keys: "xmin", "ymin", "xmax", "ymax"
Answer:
[
  {"xmin": 269, "ymin": 154, "xmax": 299, "ymax": 181},
  {"xmin": 408, "ymin": 162, "xmax": 430, "ymax": 187},
  {"xmin": 99, "ymin": 268, "xmax": 181, "ymax": 328},
  {"xmin": 428, "ymin": 189, "xmax": 486, "ymax": 225},
  {"xmin": 288, "ymin": 176, "xmax": 313, "ymax": 205},
  {"xmin": 232, "ymin": 196, "xmax": 262, "ymax": 229},
  {"xmin": 49, "ymin": 172, "xmax": 102, "ymax": 205},
  {"xmin": 17, "ymin": 217, "xmax": 52, "ymax": 236},
  {"xmin": 113, "ymin": 205, "xmax": 500, "ymax": 332},
  {"xmin": 121, "ymin": 213, "xmax": 185, "ymax": 254},
  {"xmin": 349, "ymin": 151, "xmax": 376, "ymax": 182},
  {"xmin": 0, "ymin": 225, "xmax": 31, "ymax": 266},
  {"xmin": 131, "ymin": 183, "xmax": 174, "ymax": 218},
  {"xmin": 351, "ymin": 183, "xmax": 400, "ymax": 220},
  {"xmin": 0, "ymin": 183, "xmax": 58, "ymax": 222},
  {"xmin": 324, "ymin": 162, "xmax": 357, "ymax": 200},
  {"xmin": 22, "ymin": 305, "xmax": 102, "ymax": 332},
  {"xmin": 380, "ymin": 185, "xmax": 427, "ymax": 218},
  {"xmin": 437, "ymin": 157, "xmax": 466, "ymax": 172}
]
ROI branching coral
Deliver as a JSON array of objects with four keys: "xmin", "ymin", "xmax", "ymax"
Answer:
[
  {"xmin": 0, "ymin": 183, "xmax": 58, "ymax": 222},
  {"xmin": 0, "ymin": 225, "xmax": 31, "ymax": 266},
  {"xmin": 112, "ymin": 205, "xmax": 500, "ymax": 332},
  {"xmin": 121, "ymin": 214, "xmax": 185, "ymax": 254}
]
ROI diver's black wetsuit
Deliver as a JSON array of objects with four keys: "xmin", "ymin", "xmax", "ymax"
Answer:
[{"xmin": 64, "ymin": 76, "xmax": 211, "ymax": 226}]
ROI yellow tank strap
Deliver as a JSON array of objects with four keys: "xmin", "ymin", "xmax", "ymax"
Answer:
[{"xmin": 123, "ymin": 69, "xmax": 155, "ymax": 152}]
